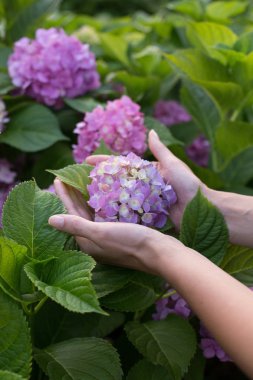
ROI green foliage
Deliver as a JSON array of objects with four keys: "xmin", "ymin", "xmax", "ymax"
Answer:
[
  {"xmin": 127, "ymin": 359, "xmax": 172, "ymax": 380},
  {"xmin": 0, "ymin": 291, "xmax": 32, "ymax": 378},
  {"xmin": 64, "ymin": 97, "xmax": 102, "ymax": 113},
  {"xmin": 35, "ymin": 337, "xmax": 123, "ymax": 380},
  {"xmin": 125, "ymin": 316, "xmax": 197, "ymax": 380},
  {"xmin": 0, "ymin": 371, "xmax": 25, "ymax": 380},
  {"xmin": 180, "ymin": 190, "xmax": 228, "ymax": 265},
  {"xmin": 221, "ymin": 245, "xmax": 253, "ymax": 275},
  {"xmin": 145, "ymin": 117, "xmax": 183, "ymax": 146}
]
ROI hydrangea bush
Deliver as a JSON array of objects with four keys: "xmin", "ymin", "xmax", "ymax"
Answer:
[{"xmin": 0, "ymin": 0, "xmax": 253, "ymax": 379}]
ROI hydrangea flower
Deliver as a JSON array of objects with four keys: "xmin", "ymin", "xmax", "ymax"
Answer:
[
  {"xmin": 152, "ymin": 289, "xmax": 191, "ymax": 320},
  {"xmin": 186, "ymin": 135, "xmax": 210, "ymax": 167},
  {"xmin": 0, "ymin": 159, "xmax": 17, "ymax": 227},
  {"xmin": 199, "ymin": 324, "xmax": 231, "ymax": 362},
  {"xmin": 8, "ymin": 28, "xmax": 100, "ymax": 107},
  {"xmin": 0, "ymin": 99, "xmax": 9, "ymax": 133},
  {"xmin": 73, "ymin": 96, "xmax": 147, "ymax": 163},
  {"xmin": 87, "ymin": 153, "xmax": 177, "ymax": 228},
  {"xmin": 153, "ymin": 100, "xmax": 191, "ymax": 127}
]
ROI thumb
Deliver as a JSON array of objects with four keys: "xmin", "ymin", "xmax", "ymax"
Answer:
[{"xmin": 148, "ymin": 130, "xmax": 178, "ymax": 166}]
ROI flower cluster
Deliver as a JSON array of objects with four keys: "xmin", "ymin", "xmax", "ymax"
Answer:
[
  {"xmin": 186, "ymin": 135, "xmax": 210, "ymax": 167},
  {"xmin": 73, "ymin": 96, "xmax": 147, "ymax": 163},
  {"xmin": 87, "ymin": 153, "xmax": 177, "ymax": 228},
  {"xmin": 8, "ymin": 28, "xmax": 100, "ymax": 107},
  {"xmin": 0, "ymin": 99, "xmax": 9, "ymax": 133},
  {"xmin": 199, "ymin": 324, "xmax": 231, "ymax": 362},
  {"xmin": 0, "ymin": 159, "xmax": 17, "ymax": 227},
  {"xmin": 152, "ymin": 290, "xmax": 191, "ymax": 320},
  {"xmin": 153, "ymin": 100, "xmax": 191, "ymax": 127}
]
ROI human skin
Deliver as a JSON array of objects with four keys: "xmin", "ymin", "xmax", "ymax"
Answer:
[{"xmin": 49, "ymin": 131, "xmax": 253, "ymax": 378}]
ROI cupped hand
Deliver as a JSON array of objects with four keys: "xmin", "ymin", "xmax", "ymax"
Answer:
[
  {"xmin": 49, "ymin": 179, "xmax": 184, "ymax": 274},
  {"xmin": 86, "ymin": 130, "xmax": 205, "ymax": 228}
]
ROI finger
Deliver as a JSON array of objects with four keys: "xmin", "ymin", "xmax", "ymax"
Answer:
[
  {"xmin": 49, "ymin": 214, "xmax": 98, "ymax": 238},
  {"xmin": 86, "ymin": 155, "xmax": 110, "ymax": 165},
  {"xmin": 148, "ymin": 130, "xmax": 179, "ymax": 166}
]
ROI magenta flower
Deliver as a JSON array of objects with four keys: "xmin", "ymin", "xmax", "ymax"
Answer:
[
  {"xmin": 154, "ymin": 100, "xmax": 191, "ymax": 127},
  {"xmin": 199, "ymin": 324, "xmax": 231, "ymax": 362},
  {"xmin": 186, "ymin": 135, "xmax": 210, "ymax": 167},
  {"xmin": 73, "ymin": 96, "xmax": 147, "ymax": 163},
  {"xmin": 153, "ymin": 289, "xmax": 191, "ymax": 320},
  {"xmin": 0, "ymin": 159, "xmax": 17, "ymax": 227},
  {"xmin": 0, "ymin": 99, "xmax": 9, "ymax": 133},
  {"xmin": 8, "ymin": 28, "xmax": 100, "ymax": 107},
  {"xmin": 87, "ymin": 153, "xmax": 177, "ymax": 228}
]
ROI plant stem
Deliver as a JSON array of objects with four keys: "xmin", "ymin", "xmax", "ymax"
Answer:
[{"xmin": 34, "ymin": 296, "xmax": 48, "ymax": 314}]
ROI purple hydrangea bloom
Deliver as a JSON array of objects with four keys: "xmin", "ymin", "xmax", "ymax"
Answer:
[
  {"xmin": 87, "ymin": 153, "xmax": 177, "ymax": 228},
  {"xmin": 153, "ymin": 289, "xmax": 191, "ymax": 320},
  {"xmin": 199, "ymin": 324, "xmax": 231, "ymax": 362},
  {"xmin": 8, "ymin": 28, "xmax": 100, "ymax": 107},
  {"xmin": 73, "ymin": 96, "xmax": 147, "ymax": 163},
  {"xmin": 0, "ymin": 99, "xmax": 9, "ymax": 133},
  {"xmin": 186, "ymin": 135, "xmax": 210, "ymax": 167},
  {"xmin": 154, "ymin": 100, "xmax": 191, "ymax": 127},
  {"xmin": 0, "ymin": 159, "xmax": 17, "ymax": 227}
]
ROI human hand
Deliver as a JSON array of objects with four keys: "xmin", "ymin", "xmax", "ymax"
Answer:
[
  {"xmin": 49, "ymin": 179, "xmax": 185, "ymax": 274},
  {"xmin": 86, "ymin": 130, "xmax": 206, "ymax": 228}
]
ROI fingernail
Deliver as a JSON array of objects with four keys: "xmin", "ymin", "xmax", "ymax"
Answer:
[
  {"xmin": 49, "ymin": 215, "xmax": 64, "ymax": 228},
  {"xmin": 150, "ymin": 129, "xmax": 159, "ymax": 140}
]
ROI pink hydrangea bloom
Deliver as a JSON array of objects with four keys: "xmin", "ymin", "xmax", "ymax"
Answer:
[
  {"xmin": 153, "ymin": 289, "xmax": 191, "ymax": 320},
  {"xmin": 0, "ymin": 159, "xmax": 17, "ymax": 227},
  {"xmin": 87, "ymin": 153, "xmax": 177, "ymax": 228},
  {"xmin": 186, "ymin": 135, "xmax": 210, "ymax": 167},
  {"xmin": 0, "ymin": 99, "xmax": 9, "ymax": 133},
  {"xmin": 8, "ymin": 28, "xmax": 100, "ymax": 107},
  {"xmin": 73, "ymin": 96, "xmax": 147, "ymax": 163},
  {"xmin": 199, "ymin": 324, "xmax": 232, "ymax": 362},
  {"xmin": 154, "ymin": 100, "xmax": 191, "ymax": 127}
]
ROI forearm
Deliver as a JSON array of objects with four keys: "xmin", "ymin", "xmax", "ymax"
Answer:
[
  {"xmin": 204, "ymin": 188, "xmax": 253, "ymax": 247},
  {"xmin": 152, "ymin": 242, "xmax": 253, "ymax": 378}
]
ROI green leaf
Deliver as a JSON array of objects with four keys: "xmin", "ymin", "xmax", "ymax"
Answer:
[
  {"xmin": 2, "ymin": 181, "xmax": 66, "ymax": 258},
  {"xmin": 47, "ymin": 163, "xmax": 93, "ymax": 199},
  {"xmin": 125, "ymin": 316, "xmax": 196, "ymax": 380},
  {"xmin": 92, "ymin": 264, "xmax": 134, "ymax": 298},
  {"xmin": 181, "ymin": 80, "xmax": 222, "ymax": 142},
  {"xmin": 0, "ymin": 291, "xmax": 32, "ymax": 378},
  {"xmin": 186, "ymin": 21, "xmax": 237, "ymax": 49},
  {"xmin": 0, "ymin": 370, "xmax": 25, "ymax": 380},
  {"xmin": 0, "ymin": 73, "xmax": 14, "ymax": 95},
  {"xmin": 221, "ymin": 245, "xmax": 253, "ymax": 275},
  {"xmin": 167, "ymin": 0, "xmax": 203, "ymax": 19},
  {"xmin": 206, "ymin": 1, "xmax": 248, "ymax": 22},
  {"xmin": 220, "ymin": 147, "xmax": 253, "ymax": 185},
  {"xmin": 35, "ymin": 337, "xmax": 123, "ymax": 380},
  {"xmin": 93, "ymin": 140, "xmax": 113, "ymax": 155},
  {"xmin": 25, "ymin": 250, "xmax": 104, "ymax": 314},
  {"xmin": 184, "ymin": 348, "xmax": 206, "ymax": 380},
  {"xmin": 234, "ymin": 268, "xmax": 253, "ymax": 286},
  {"xmin": 215, "ymin": 121, "xmax": 253, "ymax": 168},
  {"xmin": 0, "ymin": 104, "xmax": 67, "ymax": 152},
  {"xmin": 101, "ymin": 282, "xmax": 157, "ymax": 312},
  {"xmin": 133, "ymin": 46, "xmax": 161, "ymax": 75},
  {"xmin": 180, "ymin": 190, "xmax": 228, "ymax": 265},
  {"xmin": 0, "ymin": 237, "xmax": 29, "ymax": 302},
  {"xmin": 234, "ymin": 31, "xmax": 253, "ymax": 54},
  {"xmin": 127, "ymin": 359, "xmax": 172, "ymax": 380},
  {"xmin": 145, "ymin": 117, "xmax": 183, "ymax": 146},
  {"xmin": 64, "ymin": 97, "xmax": 101, "ymax": 113},
  {"xmin": 100, "ymin": 33, "xmax": 130, "ymax": 67},
  {"xmin": 0, "ymin": 46, "xmax": 12, "ymax": 69},
  {"xmin": 7, "ymin": 0, "xmax": 60, "ymax": 43}
]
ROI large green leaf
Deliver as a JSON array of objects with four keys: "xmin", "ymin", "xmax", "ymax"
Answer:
[
  {"xmin": 2, "ymin": 181, "xmax": 66, "ymax": 258},
  {"xmin": 0, "ymin": 104, "xmax": 67, "ymax": 152},
  {"xmin": 100, "ymin": 33, "xmax": 130, "ymax": 67},
  {"xmin": 184, "ymin": 348, "xmax": 206, "ymax": 380},
  {"xmin": 64, "ymin": 97, "xmax": 101, "ymax": 113},
  {"xmin": 221, "ymin": 245, "xmax": 253, "ymax": 275},
  {"xmin": 145, "ymin": 117, "xmax": 183, "ymax": 146},
  {"xmin": 127, "ymin": 359, "xmax": 172, "ymax": 380},
  {"xmin": 180, "ymin": 190, "xmax": 228, "ymax": 265},
  {"xmin": 101, "ymin": 282, "xmax": 157, "ymax": 312},
  {"xmin": 48, "ymin": 163, "xmax": 93, "ymax": 199},
  {"xmin": 206, "ymin": 1, "xmax": 248, "ymax": 22},
  {"xmin": 35, "ymin": 337, "xmax": 123, "ymax": 380},
  {"xmin": 0, "ymin": 291, "xmax": 32, "ymax": 378},
  {"xmin": 181, "ymin": 81, "xmax": 222, "ymax": 142},
  {"xmin": 125, "ymin": 316, "xmax": 196, "ymax": 380},
  {"xmin": 0, "ymin": 371, "xmax": 25, "ymax": 380},
  {"xmin": 234, "ymin": 31, "xmax": 253, "ymax": 54},
  {"xmin": 25, "ymin": 250, "xmax": 104, "ymax": 314},
  {"xmin": 0, "ymin": 237, "xmax": 30, "ymax": 303},
  {"xmin": 220, "ymin": 147, "xmax": 253, "ymax": 185},
  {"xmin": 7, "ymin": 0, "xmax": 60, "ymax": 42},
  {"xmin": 215, "ymin": 121, "xmax": 253, "ymax": 168}
]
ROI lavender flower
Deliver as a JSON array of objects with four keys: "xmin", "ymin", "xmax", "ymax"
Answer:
[
  {"xmin": 153, "ymin": 289, "xmax": 191, "ymax": 320},
  {"xmin": 153, "ymin": 100, "xmax": 191, "ymax": 127},
  {"xmin": 0, "ymin": 99, "xmax": 9, "ymax": 133},
  {"xmin": 73, "ymin": 96, "xmax": 147, "ymax": 163},
  {"xmin": 186, "ymin": 135, "xmax": 210, "ymax": 167},
  {"xmin": 199, "ymin": 324, "xmax": 231, "ymax": 362},
  {"xmin": 87, "ymin": 153, "xmax": 177, "ymax": 228},
  {"xmin": 0, "ymin": 159, "xmax": 17, "ymax": 227},
  {"xmin": 8, "ymin": 28, "xmax": 100, "ymax": 107}
]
